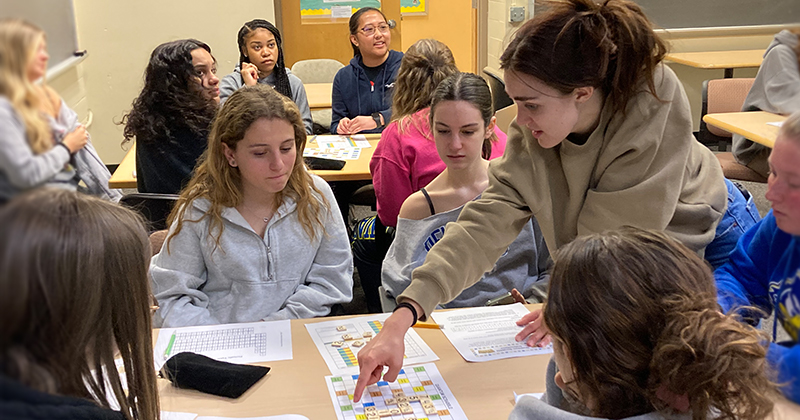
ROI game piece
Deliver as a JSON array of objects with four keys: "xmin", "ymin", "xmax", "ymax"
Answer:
[
  {"xmin": 385, "ymin": 397, "xmax": 396, "ymax": 405},
  {"xmin": 331, "ymin": 341, "xmax": 344, "ymax": 347},
  {"xmin": 342, "ymin": 334, "xmax": 354, "ymax": 340},
  {"xmin": 377, "ymin": 409, "xmax": 391, "ymax": 417},
  {"xmin": 362, "ymin": 331, "xmax": 374, "ymax": 337},
  {"xmin": 391, "ymin": 388, "xmax": 405, "ymax": 395},
  {"xmin": 336, "ymin": 325, "xmax": 347, "ymax": 331},
  {"xmin": 400, "ymin": 405, "xmax": 414, "ymax": 414},
  {"xmin": 389, "ymin": 408, "xmax": 401, "ymax": 415},
  {"xmin": 352, "ymin": 340, "xmax": 364, "ymax": 347},
  {"xmin": 407, "ymin": 395, "xmax": 419, "ymax": 402}
]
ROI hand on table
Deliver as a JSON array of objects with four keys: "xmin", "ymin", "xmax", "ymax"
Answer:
[
  {"xmin": 353, "ymin": 306, "xmax": 416, "ymax": 402},
  {"xmin": 515, "ymin": 307, "xmax": 552, "ymax": 347},
  {"xmin": 511, "ymin": 288, "xmax": 526, "ymax": 304},
  {"xmin": 241, "ymin": 62, "xmax": 259, "ymax": 86},
  {"xmin": 63, "ymin": 124, "xmax": 88, "ymax": 153},
  {"xmin": 347, "ymin": 115, "xmax": 378, "ymax": 134},
  {"xmin": 336, "ymin": 117, "xmax": 352, "ymax": 135}
]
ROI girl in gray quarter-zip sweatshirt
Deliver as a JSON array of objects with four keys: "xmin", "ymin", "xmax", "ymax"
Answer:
[{"xmin": 150, "ymin": 85, "xmax": 353, "ymax": 327}]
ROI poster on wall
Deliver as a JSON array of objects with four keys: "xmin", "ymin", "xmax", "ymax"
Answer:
[
  {"xmin": 401, "ymin": 0, "xmax": 427, "ymax": 16},
  {"xmin": 300, "ymin": 0, "xmax": 428, "ymax": 17}
]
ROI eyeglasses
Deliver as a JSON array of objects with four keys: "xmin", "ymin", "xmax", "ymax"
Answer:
[{"xmin": 360, "ymin": 23, "xmax": 390, "ymax": 37}]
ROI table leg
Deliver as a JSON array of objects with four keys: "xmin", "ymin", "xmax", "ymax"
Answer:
[{"xmin": 724, "ymin": 68, "xmax": 734, "ymax": 78}]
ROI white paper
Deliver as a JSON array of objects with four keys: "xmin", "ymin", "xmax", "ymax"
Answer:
[
  {"xmin": 161, "ymin": 412, "xmax": 198, "ymax": 420},
  {"xmin": 326, "ymin": 363, "xmax": 468, "ymax": 420},
  {"xmin": 330, "ymin": 6, "xmax": 352, "ymax": 18},
  {"xmin": 303, "ymin": 148, "xmax": 361, "ymax": 161},
  {"xmin": 305, "ymin": 313, "xmax": 439, "ymax": 375},
  {"xmin": 153, "ymin": 320, "xmax": 292, "ymax": 370},
  {"xmin": 311, "ymin": 134, "xmax": 370, "ymax": 149},
  {"xmin": 513, "ymin": 392, "xmax": 544, "ymax": 403},
  {"xmin": 431, "ymin": 303, "xmax": 553, "ymax": 362},
  {"xmin": 768, "ymin": 121, "xmax": 784, "ymax": 127}
]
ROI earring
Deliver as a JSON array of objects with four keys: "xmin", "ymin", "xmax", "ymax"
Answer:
[{"xmin": 229, "ymin": 160, "xmax": 237, "ymax": 167}]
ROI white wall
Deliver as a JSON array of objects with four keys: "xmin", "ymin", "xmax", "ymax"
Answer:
[{"xmin": 50, "ymin": 1, "xmax": 276, "ymax": 164}]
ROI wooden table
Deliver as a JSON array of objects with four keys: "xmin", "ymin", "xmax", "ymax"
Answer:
[
  {"xmin": 153, "ymin": 306, "xmax": 800, "ymax": 419},
  {"xmin": 156, "ymin": 306, "xmax": 551, "ymax": 419},
  {"xmin": 666, "ymin": 49, "xmax": 764, "ymax": 78},
  {"xmin": 703, "ymin": 111, "xmax": 785, "ymax": 148},
  {"xmin": 305, "ymin": 82, "xmax": 333, "ymax": 110},
  {"xmin": 108, "ymin": 134, "xmax": 380, "ymax": 189}
]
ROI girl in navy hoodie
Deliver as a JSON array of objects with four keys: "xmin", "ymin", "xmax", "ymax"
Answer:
[{"xmin": 331, "ymin": 7, "xmax": 403, "ymax": 135}]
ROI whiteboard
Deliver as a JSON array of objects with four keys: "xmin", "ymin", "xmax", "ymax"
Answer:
[
  {"xmin": 1, "ymin": 0, "xmax": 81, "ymax": 72},
  {"xmin": 635, "ymin": 0, "xmax": 799, "ymax": 30}
]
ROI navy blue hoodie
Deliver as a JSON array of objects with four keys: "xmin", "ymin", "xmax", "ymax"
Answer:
[{"xmin": 330, "ymin": 50, "xmax": 403, "ymax": 134}]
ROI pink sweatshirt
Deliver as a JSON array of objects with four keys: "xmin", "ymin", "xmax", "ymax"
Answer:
[{"xmin": 370, "ymin": 108, "xmax": 507, "ymax": 227}]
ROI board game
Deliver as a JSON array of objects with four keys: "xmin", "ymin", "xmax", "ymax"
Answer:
[
  {"xmin": 306, "ymin": 314, "xmax": 439, "ymax": 375},
  {"xmin": 325, "ymin": 363, "xmax": 467, "ymax": 420}
]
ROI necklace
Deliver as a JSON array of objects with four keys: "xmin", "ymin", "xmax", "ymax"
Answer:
[{"xmin": 239, "ymin": 202, "xmax": 274, "ymax": 224}]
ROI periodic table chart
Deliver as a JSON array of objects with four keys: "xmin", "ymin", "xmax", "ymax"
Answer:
[
  {"xmin": 305, "ymin": 314, "xmax": 439, "ymax": 375},
  {"xmin": 325, "ymin": 363, "xmax": 468, "ymax": 420}
]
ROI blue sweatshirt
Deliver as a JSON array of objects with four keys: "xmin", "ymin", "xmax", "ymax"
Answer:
[
  {"xmin": 330, "ymin": 50, "xmax": 403, "ymax": 134},
  {"xmin": 715, "ymin": 210, "xmax": 800, "ymax": 403}
]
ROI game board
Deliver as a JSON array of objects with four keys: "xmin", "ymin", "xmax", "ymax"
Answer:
[
  {"xmin": 306, "ymin": 314, "xmax": 438, "ymax": 375},
  {"xmin": 325, "ymin": 363, "xmax": 467, "ymax": 420}
]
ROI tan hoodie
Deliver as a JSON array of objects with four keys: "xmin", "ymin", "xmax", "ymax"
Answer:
[{"xmin": 400, "ymin": 64, "xmax": 727, "ymax": 317}]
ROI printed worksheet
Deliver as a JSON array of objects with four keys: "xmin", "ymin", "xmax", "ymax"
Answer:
[
  {"xmin": 309, "ymin": 134, "xmax": 371, "ymax": 149},
  {"xmin": 161, "ymin": 414, "xmax": 310, "ymax": 420},
  {"xmin": 326, "ymin": 363, "xmax": 468, "ymax": 420},
  {"xmin": 303, "ymin": 147, "xmax": 361, "ymax": 160},
  {"xmin": 153, "ymin": 320, "xmax": 292, "ymax": 370},
  {"xmin": 431, "ymin": 303, "xmax": 553, "ymax": 362},
  {"xmin": 305, "ymin": 313, "xmax": 439, "ymax": 375}
]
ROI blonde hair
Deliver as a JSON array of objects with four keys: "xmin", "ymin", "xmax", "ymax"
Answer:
[
  {"xmin": 545, "ymin": 227, "xmax": 775, "ymax": 420},
  {"xmin": 390, "ymin": 39, "xmax": 458, "ymax": 134},
  {"xmin": 0, "ymin": 19, "xmax": 52, "ymax": 154},
  {"xmin": 779, "ymin": 110, "xmax": 800, "ymax": 144},
  {"xmin": 0, "ymin": 189, "xmax": 159, "ymax": 420},
  {"xmin": 167, "ymin": 84, "xmax": 327, "ymax": 250}
]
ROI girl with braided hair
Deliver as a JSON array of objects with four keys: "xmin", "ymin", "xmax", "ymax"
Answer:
[{"xmin": 219, "ymin": 19, "xmax": 313, "ymax": 134}]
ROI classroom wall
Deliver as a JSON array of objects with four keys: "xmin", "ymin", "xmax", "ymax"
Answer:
[
  {"xmin": 484, "ymin": 2, "xmax": 793, "ymax": 131},
  {"xmin": 48, "ymin": 0, "xmax": 276, "ymax": 165},
  {"xmin": 400, "ymin": 0, "xmax": 477, "ymax": 73}
]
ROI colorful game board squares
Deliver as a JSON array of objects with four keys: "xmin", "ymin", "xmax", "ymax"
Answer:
[
  {"xmin": 370, "ymin": 391, "xmax": 383, "ymax": 398},
  {"xmin": 336, "ymin": 390, "xmax": 348, "ymax": 396},
  {"xmin": 421, "ymin": 380, "xmax": 433, "ymax": 386},
  {"xmin": 337, "ymin": 348, "xmax": 357, "ymax": 366},
  {"xmin": 413, "ymin": 386, "xmax": 426, "ymax": 392}
]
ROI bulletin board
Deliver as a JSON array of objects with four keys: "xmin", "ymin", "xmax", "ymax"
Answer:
[{"xmin": 300, "ymin": 0, "xmax": 427, "ymax": 17}]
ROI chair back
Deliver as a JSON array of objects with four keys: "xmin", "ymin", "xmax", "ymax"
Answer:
[
  {"xmin": 483, "ymin": 68, "xmax": 514, "ymax": 113},
  {"xmin": 291, "ymin": 59, "xmax": 345, "ymax": 84},
  {"xmin": 119, "ymin": 193, "xmax": 179, "ymax": 232},
  {"xmin": 700, "ymin": 78, "xmax": 755, "ymax": 149},
  {"xmin": 494, "ymin": 104, "xmax": 517, "ymax": 135}
]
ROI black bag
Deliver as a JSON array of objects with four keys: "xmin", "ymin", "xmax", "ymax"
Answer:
[{"xmin": 161, "ymin": 352, "xmax": 270, "ymax": 399}]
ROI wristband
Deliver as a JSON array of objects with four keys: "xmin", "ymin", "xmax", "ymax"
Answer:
[
  {"xmin": 55, "ymin": 142, "xmax": 73, "ymax": 156},
  {"xmin": 393, "ymin": 302, "xmax": 418, "ymax": 328}
]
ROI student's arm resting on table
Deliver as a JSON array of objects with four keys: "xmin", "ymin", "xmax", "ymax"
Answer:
[
  {"xmin": 150, "ymin": 208, "xmax": 220, "ymax": 327},
  {"xmin": 330, "ymin": 71, "xmax": 348, "ymax": 134},
  {"xmin": 0, "ymin": 99, "xmax": 71, "ymax": 189},
  {"xmin": 288, "ymin": 73, "xmax": 314, "ymax": 134},
  {"xmin": 370, "ymin": 128, "xmax": 414, "ymax": 227},
  {"xmin": 262, "ymin": 181, "xmax": 353, "ymax": 320}
]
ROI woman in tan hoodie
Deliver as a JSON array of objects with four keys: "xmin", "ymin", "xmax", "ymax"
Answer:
[{"xmin": 352, "ymin": 0, "xmax": 760, "ymax": 401}]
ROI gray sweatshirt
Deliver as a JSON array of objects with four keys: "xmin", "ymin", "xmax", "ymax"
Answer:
[
  {"xmin": 0, "ymin": 96, "xmax": 120, "ymax": 202},
  {"xmin": 509, "ymin": 358, "xmax": 693, "ymax": 420},
  {"xmin": 219, "ymin": 66, "xmax": 314, "ymax": 134},
  {"xmin": 150, "ymin": 174, "xmax": 353, "ymax": 327},
  {"xmin": 733, "ymin": 30, "xmax": 800, "ymax": 166},
  {"xmin": 382, "ymin": 197, "xmax": 550, "ymax": 308}
]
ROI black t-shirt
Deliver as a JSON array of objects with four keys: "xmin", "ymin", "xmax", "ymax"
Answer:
[{"xmin": 363, "ymin": 61, "xmax": 386, "ymax": 87}]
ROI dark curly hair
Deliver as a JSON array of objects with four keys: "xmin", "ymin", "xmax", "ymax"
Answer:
[
  {"xmin": 122, "ymin": 39, "xmax": 217, "ymax": 146},
  {"xmin": 237, "ymin": 19, "xmax": 292, "ymax": 99},
  {"xmin": 544, "ymin": 227, "xmax": 775, "ymax": 420}
]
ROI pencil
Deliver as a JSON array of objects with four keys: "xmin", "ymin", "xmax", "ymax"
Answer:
[{"xmin": 413, "ymin": 322, "xmax": 444, "ymax": 330}]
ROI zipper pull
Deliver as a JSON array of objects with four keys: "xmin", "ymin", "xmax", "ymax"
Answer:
[
  {"xmin": 370, "ymin": 80, "xmax": 374, "ymax": 92},
  {"xmin": 266, "ymin": 245, "xmax": 274, "ymax": 280}
]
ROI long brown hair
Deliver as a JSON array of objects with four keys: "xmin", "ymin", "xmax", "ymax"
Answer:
[
  {"xmin": 790, "ymin": 28, "xmax": 800, "ymax": 69},
  {"xmin": 391, "ymin": 39, "xmax": 458, "ymax": 133},
  {"xmin": 167, "ymin": 84, "xmax": 327, "ymax": 250},
  {"xmin": 500, "ymin": 0, "xmax": 668, "ymax": 115},
  {"xmin": 543, "ymin": 227, "xmax": 774, "ymax": 420},
  {"xmin": 0, "ymin": 189, "xmax": 159, "ymax": 420},
  {"xmin": 0, "ymin": 19, "xmax": 52, "ymax": 154}
]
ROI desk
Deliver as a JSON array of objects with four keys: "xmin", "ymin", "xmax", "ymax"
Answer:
[
  {"xmin": 156, "ymin": 306, "xmax": 551, "ymax": 419},
  {"xmin": 154, "ymin": 307, "xmax": 800, "ymax": 419},
  {"xmin": 108, "ymin": 134, "xmax": 380, "ymax": 189},
  {"xmin": 703, "ymin": 111, "xmax": 785, "ymax": 148},
  {"xmin": 665, "ymin": 49, "xmax": 764, "ymax": 78},
  {"xmin": 305, "ymin": 83, "xmax": 333, "ymax": 110}
]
